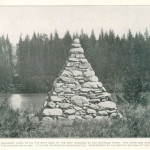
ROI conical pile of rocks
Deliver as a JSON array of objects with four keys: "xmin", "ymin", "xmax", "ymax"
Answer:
[{"xmin": 42, "ymin": 39, "xmax": 122, "ymax": 120}]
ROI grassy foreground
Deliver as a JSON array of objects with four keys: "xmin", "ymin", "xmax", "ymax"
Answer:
[{"xmin": 0, "ymin": 98, "xmax": 150, "ymax": 138}]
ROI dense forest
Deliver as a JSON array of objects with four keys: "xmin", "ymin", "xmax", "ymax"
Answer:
[
  {"xmin": 0, "ymin": 35, "xmax": 13, "ymax": 92},
  {"xmin": 0, "ymin": 29, "xmax": 150, "ymax": 94}
]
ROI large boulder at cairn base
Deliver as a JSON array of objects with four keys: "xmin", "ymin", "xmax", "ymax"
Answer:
[
  {"xmin": 41, "ymin": 38, "xmax": 121, "ymax": 120},
  {"xmin": 42, "ymin": 116, "xmax": 53, "ymax": 122},
  {"xmin": 98, "ymin": 111, "xmax": 108, "ymax": 116},
  {"xmin": 84, "ymin": 115, "xmax": 93, "ymax": 119},
  {"xmin": 64, "ymin": 109, "xmax": 76, "ymax": 114},
  {"xmin": 110, "ymin": 113, "xmax": 118, "ymax": 119},
  {"xmin": 94, "ymin": 116, "xmax": 105, "ymax": 121},
  {"xmin": 43, "ymin": 108, "xmax": 62, "ymax": 116},
  {"xmin": 98, "ymin": 101, "xmax": 117, "ymax": 110},
  {"xmin": 68, "ymin": 115, "xmax": 82, "ymax": 120},
  {"xmin": 40, "ymin": 117, "xmax": 54, "ymax": 128},
  {"xmin": 30, "ymin": 117, "xmax": 40, "ymax": 125}
]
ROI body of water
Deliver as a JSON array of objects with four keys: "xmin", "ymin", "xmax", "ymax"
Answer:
[
  {"xmin": 0, "ymin": 92, "xmax": 149, "ymax": 113},
  {"xmin": 0, "ymin": 93, "xmax": 46, "ymax": 113},
  {"xmin": 0, "ymin": 93, "xmax": 119, "ymax": 113}
]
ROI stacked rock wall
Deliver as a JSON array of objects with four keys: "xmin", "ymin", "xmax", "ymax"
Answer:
[{"xmin": 42, "ymin": 39, "xmax": 122, "ymax": 120}]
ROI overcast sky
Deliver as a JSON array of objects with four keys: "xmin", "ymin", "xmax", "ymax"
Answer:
[{"xmin": 0, "ymin": 6, "xmax": 150, "ymax": 45}]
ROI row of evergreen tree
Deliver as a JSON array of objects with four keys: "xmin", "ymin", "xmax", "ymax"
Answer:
[
  {"xmin": 0, "ymin": 35, "xmax": 13, "ymax": 92},
  {"xmin": 16, "ymin": 29, "xmax": 150, "ymax": 93},
  {"xmin": 1, "ymin": 29, "xmax": 150, "ymax": 96}
]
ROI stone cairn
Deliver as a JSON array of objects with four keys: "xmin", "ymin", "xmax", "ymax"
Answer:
[{"xmin": 42, "ymin": 39, "xmax": 122, "ymax": 121}]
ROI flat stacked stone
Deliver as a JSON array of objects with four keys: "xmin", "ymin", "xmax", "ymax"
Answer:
[{"xmin": 42, "ymin": 39, "xmax": 122, "ymax": 121}]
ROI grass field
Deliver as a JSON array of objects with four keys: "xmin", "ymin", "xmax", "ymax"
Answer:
[{"xmin": 0, "ymin": 93, "xmax": 150, "ymax": 138}]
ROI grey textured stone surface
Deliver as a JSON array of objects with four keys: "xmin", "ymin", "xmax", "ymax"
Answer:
[{"xmin": 42, "ymin": 39, "xmax": 121, "ymax": 120}]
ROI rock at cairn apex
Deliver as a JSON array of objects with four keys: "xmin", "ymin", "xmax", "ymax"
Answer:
[
  {"xmin": 70, "ymin": 38, "xmax": 84, "ymax": 54},
  {"xmin": 42, "ymin": 38, "xmax": 122, "ymax": 121}
]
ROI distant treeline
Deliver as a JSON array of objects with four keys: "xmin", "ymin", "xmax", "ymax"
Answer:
[
  {"xmin": 0, "ymin": 29, "xmax": 150, "ymax": 93},
  {"xmin": 0, "ymin": 35, "xmax": 13, "ymax": 92}
]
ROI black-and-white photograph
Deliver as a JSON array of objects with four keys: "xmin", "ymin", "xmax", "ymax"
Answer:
[{"xmin": 0, "ymin": 5, "xmax": 150, "ymax": 138}]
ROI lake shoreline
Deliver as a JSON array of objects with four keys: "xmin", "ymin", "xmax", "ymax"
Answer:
[{"xmin": 0, "ymin": 92, "xmax": 149, "ymax": 113}]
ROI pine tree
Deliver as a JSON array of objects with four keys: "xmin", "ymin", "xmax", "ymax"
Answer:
[
  {"xmin": 63, "ymin": 31, "xmax": 72, "ymax": 59},
  {"xmin": 0, "ymin": 35, "xmax": 13, "ymax": 92},
  {"xmin": 123, "ymin": 31, "xmax": 148, "ymax": 105},
  {"xmin": 17, "ymin": 36, "xmax": 24, "ymax": 84}
]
